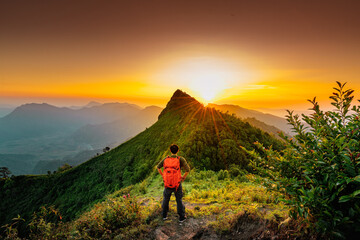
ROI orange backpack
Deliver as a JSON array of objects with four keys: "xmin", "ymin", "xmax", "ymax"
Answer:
[{"xmin": 163, "ymin": 156, "xmax": 181, "ymax": 189}]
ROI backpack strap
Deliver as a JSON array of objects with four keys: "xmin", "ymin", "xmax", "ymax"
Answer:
[
  {"xmin": 164, "ymin": 156, "xmax": 170, "ymax": 169},
  {"xmin": 175, "ymin": 156, "xmax": 181, "ymax": 192}
]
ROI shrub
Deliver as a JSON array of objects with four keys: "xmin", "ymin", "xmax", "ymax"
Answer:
[
  {"xmin": 217, "ymin": 169, "xmax": 230, "ymax": 180},
  {"xmin": 246, "ymin": 82, "xmax": 360, "ymax": 238},
  {"xmin": 28, "ymin": 206, "xmax": 67, "ymax": 240},
  {"xmin": 228, "ymin": 164, "xmax": 247, "ymax": 177},
  {"xmin": 57, "ymin": 164, "xmax": 72, "ymax": 172},
  {"xmin": 196, "ymin": 170, "xmax": 216, "ymax": 180},
  {"xmin": 1, "ymin": 215, "xmax": 24, "ymax": 240},
  {"xmin": 138, "ymin": 180, "xmax": 147, "ymax": 194},
  {"xmin": 75, "ymin": 194, "xmax": 141, "ymax": 239}
]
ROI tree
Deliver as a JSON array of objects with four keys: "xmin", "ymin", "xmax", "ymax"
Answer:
[
  {"xmin": 103, "ymin": 147, "xmax": 110, "ymax": 153},
  {"xmin": 246, "ymin": 82, "xmax": 360, "ymax": 238},
  {"xmin": 0, "ymin": 167, "xmax": 11, "ymax": 178},
  {"xmin": 57, "ymin": 164, "xmax": 72, "ymax": 172}
]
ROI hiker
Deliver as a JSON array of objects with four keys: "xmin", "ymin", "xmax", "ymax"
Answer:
[{"xmin": 157, "ymin": 144, "xmax": 190, "ymax": 223}]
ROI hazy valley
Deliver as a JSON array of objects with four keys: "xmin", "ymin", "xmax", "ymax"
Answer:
[{"xmin": 0, "ymin": 102, "xmax": 162, "ymax": 174}]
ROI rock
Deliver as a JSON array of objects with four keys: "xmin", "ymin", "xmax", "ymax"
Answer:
[
  {"xmin": 155, "ymin": 229, "xmax": 169, "ymax": 240},
  {"xmin": 278, "ymin": 217, "xmax": 291, "ymax": 229}
]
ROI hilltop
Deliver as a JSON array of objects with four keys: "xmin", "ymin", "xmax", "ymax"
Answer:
[{"xmin": 0, "ymin": 89, "xmax": 285, "ymax": 238}]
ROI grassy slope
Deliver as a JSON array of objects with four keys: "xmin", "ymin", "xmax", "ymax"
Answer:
[
  {"xmin": 10, "ymin": 170, "xmax": 290, "ymax": 239},
  {"xmin": 0, "ymin": 90, "xmax": 284, "ymax": 230}
]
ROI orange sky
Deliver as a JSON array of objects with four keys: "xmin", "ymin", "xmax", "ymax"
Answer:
[{"xmin": 1, "ymin": 0, "xmax": 360, "ymax": 116}]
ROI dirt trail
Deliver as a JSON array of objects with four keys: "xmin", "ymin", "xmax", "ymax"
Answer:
[
  {"xmin": 152, "ymin": 215, "xmax": 212, "ymax": 240},
  {"xmin": 140, "ymin": 198, "xmax": 212, "ymax": 239},
  {"xmin": 141, "ymin": 199, "xmax": 267, "ymax": 240},
  {"xmin": 148, "ymin": 212, "xmax": 267, "ymax": 240}
]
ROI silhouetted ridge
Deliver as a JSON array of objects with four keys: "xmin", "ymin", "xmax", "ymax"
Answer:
[{"xmin": 158, "ymin": 89, "xmax": 203, "ymax": 119}]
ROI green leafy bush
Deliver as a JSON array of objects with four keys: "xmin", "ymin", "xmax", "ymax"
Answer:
[
  {"xmin": 246, "ymin": 82, "xmax": 360, "ymax": 238},
  {"xmin": 75, "ymin": 194, "xmax": 141, "ymax": 239},
  {"xmin": 27, "ymin": 206, "xmax": 69, "ymax": 240},
  {"xmin": 228, "ymin": 164, "xmax": 248, "ymax": 177},
  {"xmin": 1, "ymin": 215, "xmax": 24, "ymax": 240},
  {"xmin": 217, "ymin": 169, "xmax": 230, "ymax": 180}
]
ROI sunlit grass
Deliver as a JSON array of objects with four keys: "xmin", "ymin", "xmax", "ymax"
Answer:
[
  {"xmin": 71, "ymin": 168, "xmax": 290, "ymax": 238},
  {"xmin": 129, "ymin": 168, "xmax": 289, "ymax": 232},
  {"xmin": 2, "ymin": 168, "xmax": 290, "ymax": 239}
]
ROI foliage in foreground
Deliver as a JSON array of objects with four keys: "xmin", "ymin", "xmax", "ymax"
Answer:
[
  {"xmin": 1, "ymin": 195, "xmax": 152, "ymax": 240},
  {"xmin": 1, "ymin": 169, "xmax": 292, "ymax": 239},
  {"xmin": 247, "ymin": 82, "xmax": 360, "ymax": 238}
]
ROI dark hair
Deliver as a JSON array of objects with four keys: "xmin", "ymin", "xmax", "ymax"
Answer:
[{"xmin": 170, "ymin": 144, "xmax": 179, "ymax": 154}]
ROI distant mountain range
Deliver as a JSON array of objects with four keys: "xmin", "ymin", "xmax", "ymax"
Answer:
[
  {"xmin": 0, "ymin": 102, "xmax": 162, "ymax": 174},
  {"xmin": 208, "ymin": 103, "xmax": 292, "ymax": 135},
  {"xmin": 0, "ymin": 102, "xmax": 142, "ymax": 141},
  {"xmin": 71, "ymin": 106, "xmax": 162, "ymax": 149},
  {"xmin": 0, "ymin": 107, "xmax": 14, "ymax": 118},
  {"xmin": 69, "ymin": 101, "xmax": 103, "ymax": 109},
  {"xmin": 31, "ymin": 149, "xmax": 101, "ymax": 175},
  {"xmin": 0, "ymin": 154, "xmax": 37, "ymax": 175}
]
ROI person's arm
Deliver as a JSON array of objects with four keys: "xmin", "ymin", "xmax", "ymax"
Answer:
[
  {"xmin": 157, "ymin": 168, "xmax": 163, "ymax": 176},
  {"xmin": 180, "ymin": 157, "xmax": 190, "ymax": 182},
  {"xmin": 157, "ymin": 157, "xmax": 166, "ymax": 176},
  {"xmin": 181, "ymin": 171, "xmax": 189, "ymax": 182}
]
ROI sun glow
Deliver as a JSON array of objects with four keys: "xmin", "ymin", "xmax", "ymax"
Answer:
[
  {"xmin": 155, "ymin": 58, "xmax": 240, "ymax": 103},
  {"xmin": 189, "ymin": 79, "xmax": 229, "ymax": 103}
]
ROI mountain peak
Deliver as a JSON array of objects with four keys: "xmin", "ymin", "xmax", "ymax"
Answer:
[
  {"xmin": 158, "ymin": 89, "xmax": 203, "ymax": 119},
  {"xmin": 84, "ymin": 101, "xmax": 102, "ymax": 108},
  {"xmin": 171, "ymin": 89, "xmax": 191, "ymax": 98},
  {"xmin": 8, "ymin": 103, "xmax": 62, "ymax": 116}
]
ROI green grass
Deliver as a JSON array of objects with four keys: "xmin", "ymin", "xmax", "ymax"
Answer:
[{"xmin": 1, "ymin": 168, "xmax": 290, "ymax": 239}]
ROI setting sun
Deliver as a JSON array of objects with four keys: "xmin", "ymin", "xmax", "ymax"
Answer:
[
  {"xmin": 189, "ymin": 79, "xmax": 228, "ymax": 103},
  {"xmin": 154, "ymin": 58, "xmax": 242, "ymax": 103}
]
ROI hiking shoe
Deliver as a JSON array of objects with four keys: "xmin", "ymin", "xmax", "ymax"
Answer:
[
  {"xmin": 179, "ymin": 216, "xmax": 186, "ymax": 223},
  {"xmin": 163, "ymin": 217, "xmax": 168, "ymax": 221}
]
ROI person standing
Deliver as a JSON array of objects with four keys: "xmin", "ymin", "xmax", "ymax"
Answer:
[{"xmin": 157, "ymin": 144, "xmax": 190, "ymax": 222}]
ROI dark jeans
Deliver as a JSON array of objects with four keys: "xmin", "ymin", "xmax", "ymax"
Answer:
[{"xmin": 162, "ymin": 183, "xmax": 185, "ymax": 218}]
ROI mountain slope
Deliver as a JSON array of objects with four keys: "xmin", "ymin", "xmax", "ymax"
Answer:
[
  {"xmin": 208, "ymin": 103, "xmax": 292, "ymax": 135},
  {"xmin": 243, "ymin": 117, "xmax": 290, "ymax": 140},
  {"xmin": 0, "ymin": 107, "xmax": 13, "ymax": 118},
  {"xmin": 0, "ymin": 90, "xmax": 283, "ymax": 227}
]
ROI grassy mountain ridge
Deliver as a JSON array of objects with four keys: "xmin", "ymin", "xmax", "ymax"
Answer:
[
  {"xmin": 0, "ymin": 90, "xmax": 283, "ymax": 231},
  {"xmin": 208, "ymin": 103, "xmax": 292, "ymax": 135}
]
